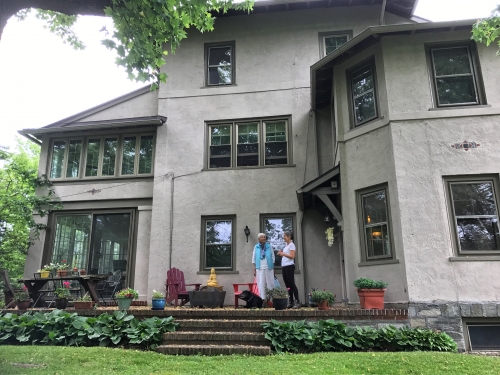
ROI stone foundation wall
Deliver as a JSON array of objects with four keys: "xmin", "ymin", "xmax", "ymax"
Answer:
[{"xmin": 409, "ymin": 302, "xmax": 500, "ymax": 352}]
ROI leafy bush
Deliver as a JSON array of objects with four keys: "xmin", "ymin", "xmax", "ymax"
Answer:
[
  {"xmin": 115, "ymin": 288, "xmax": 139, "ymax": 299},
  {"xmin": 353, "ymin": 278, "xmax": 388, "ymax": 289},
  {"xmin": 152, "ymin": 290, "xmax": 164, "ymax": 299},
  {"xmin": 0, "ymin": 310, "xmax": 177, "ymax": 350},
  {"xmin": 75, "ymin": 293, "xmax": 92, "ymax": 302},
  {"xmin": 262, "ymin": 319, "xmax": 457, "ymax": 353},
  {"xmin": 310, "ymin": 290, "xmax": 335, "ymax": 304},
  {"xmin": 265, "ymin": 287, "xmax": 289, "ymax": 300}
]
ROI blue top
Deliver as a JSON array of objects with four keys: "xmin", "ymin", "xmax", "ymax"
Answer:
[{"xmin": 253, "ymin": 242, "xmax": 274, "ymax": 269}]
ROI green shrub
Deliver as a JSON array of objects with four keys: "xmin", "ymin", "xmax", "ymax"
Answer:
[
  {"xmin": 262, "ymin": 319, "xmax": 457, "ymax": 353},
  {"xmin": 0, "ymin": 310, "xmax": 177, "ymax": 350},
  {"xmin": 353, "ymin": 278, "xmax": 388, "ymax": 289}
]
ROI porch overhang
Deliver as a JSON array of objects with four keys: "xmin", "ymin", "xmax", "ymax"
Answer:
[
  {"xmin": 296, "ymin": 165, "xmax": 342, "ymax": 223},
  {"xmin": 18, "ymin": 116, "xmax": 166, "ymax": 142}
]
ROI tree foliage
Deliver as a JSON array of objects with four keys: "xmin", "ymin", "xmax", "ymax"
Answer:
[
  {"xmin": 0, "ymin": 139, "xmax": 60, "ymax": 280},
  {"xmin": 10, "ymin": 0, "xmax": 254, "ymax": 89},
  {"xmin": 472, "ymin": 5, "xmax": 500, "ymax": 55}
]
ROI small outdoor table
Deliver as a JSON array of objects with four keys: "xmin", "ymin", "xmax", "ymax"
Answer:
[{"xmin": 20, "ymin": 275, "xmax": 107, "ymax": 307}]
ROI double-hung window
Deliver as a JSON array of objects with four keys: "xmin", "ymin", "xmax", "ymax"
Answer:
[
  {"xmin": 49, "ymin": 134, "xmax": 155, "ymax": 180},
  {"xmin": 358, "ymin": 185, "xmax": 394, "ymax": 262},
  {"xmin": 348, "ymin": 59, "xmax": 378, "ymax": 127},
  {"xmin": 201, "ymin": 217, "xmax": 234, "ymax": 270},
  {"xmin": 447, "ymin": 178, "xmax": 500, "ymax": 254},
  {"xmin": 207, "ymin": 118, "xmax": 291, "ymax": 169},
  {"xmin": 428, "ymin": 42, "xmax": 485, "ymax": 107},
  {"xmin": 205, "ymin": 42, "xmax": 235, "ymax": 86}
]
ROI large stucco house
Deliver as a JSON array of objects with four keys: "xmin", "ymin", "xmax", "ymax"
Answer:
[{"xmin": 20, "ymin": 0, "xmax": 500, "ymax": 350}]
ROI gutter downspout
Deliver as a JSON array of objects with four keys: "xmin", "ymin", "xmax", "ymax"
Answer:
[
  {"xmin": 379, "ymin": 0, "xmax": 387, "ymax": 25},
  {"xmin": 168, "ymin": 172, "xmax": 174, "ymax": 270},
  {"xmin": 19, "ymin": 133, "xmax": 42, "ymax": 146}
]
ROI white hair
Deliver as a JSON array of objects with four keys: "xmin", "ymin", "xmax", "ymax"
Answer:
[{"xmin": 258, "ymin": 233, "xmax": 266, "ymax": 239}]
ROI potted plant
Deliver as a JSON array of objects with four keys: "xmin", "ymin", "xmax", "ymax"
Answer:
[
  {"xmin": 54, "ymin": 281, "xmax": 71, "ymax": 309},
  {"xmin": 79, "ymin": 269, "xmax": 87, "ymax": 276},
  {"xmin": 310, "ymin": 290, "xmax": 335, "ymax": 310},
  {"xmin": 115, "ymin": 287, "xmax": 139, "ymax": 310},
  {"xmin": 38, "ymin": 264, "xmax": 53, "ymax": 278},
  {"xmin": 73, "ymin": 293, "xmax": 93, "ymax": 310},
  {"xmin": 151, "ymin": 289, "xmax": 166, "ymax": 310},
  {"xmin": 57, "ymin": 260, "xmax": 70, "ymax": 277},
  {"xmin": 265, "ymin": 287, "xmax": 289, "ymax": 310},
  {"xmin": 15, "ymin": 286, "xmax": 31, "ymax": 310},
  {"xmin": 353, "ymin": 278, "xmax": 388, "ymax": 310}
]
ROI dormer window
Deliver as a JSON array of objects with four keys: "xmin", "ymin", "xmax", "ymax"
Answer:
[{"xmin": 49, "ymin": 134, "xmax": 155, "ymax": 180}]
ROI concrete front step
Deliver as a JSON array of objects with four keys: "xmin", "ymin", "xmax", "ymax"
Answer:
[
  {"xmin": 163, "ymin": 331, "xmax": 268, "ymax": 346},
  {"xmin": 176, "ymin": 319, "xmax": 267, "ymax": 332},
  {"xmin": 156, "ymin": 344, "xmax": 271, "ymax": 356}
]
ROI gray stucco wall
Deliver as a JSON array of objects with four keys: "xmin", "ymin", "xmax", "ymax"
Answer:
[
  {"xmin": 333, "ymin": 27, "xmax": 500, "ymax": 308},
  {"xmin": 77, "ymin": 90, "xmax": 159, "ymax": 122},
  {"xmin": 145, "ymin": 6, "xmax": 412, "ymax": 301}
]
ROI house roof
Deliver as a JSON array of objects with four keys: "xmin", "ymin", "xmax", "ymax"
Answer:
[
  {"xmin": 296, "ymin": 165, "xmax": 340, "ymax": 211},
  {"xmin": 311, "ymin": 19, "xmax": 476, "ymax": 110},
  {"xmin": 18, "ymin": 116, "xmax": 166, "ymax": 140},
  {"xmin": 18, "ymin": 85, "xmax": 164, "ymax": 142},
  {"xmin": 215, "ymin": 0, "xmax": 418, "ymax": 20}
]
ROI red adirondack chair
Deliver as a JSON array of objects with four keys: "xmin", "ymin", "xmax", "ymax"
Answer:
[
  {"xmin": 165, "ymin": 267, "xmax": 201, "ymax": 306},
  {"xmin": 232, "ymin": 278, "xmax": 259, "ymax": 308}
]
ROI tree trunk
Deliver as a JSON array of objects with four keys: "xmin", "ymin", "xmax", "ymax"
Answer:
[{"xmin": 0, "ymin": 0, "xmax": 111, "ymax": 40}]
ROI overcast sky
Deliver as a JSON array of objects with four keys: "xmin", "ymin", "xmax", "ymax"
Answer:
[{"xmin": 0, "ymin": 0, "xmax": 498, "ymax": 150}]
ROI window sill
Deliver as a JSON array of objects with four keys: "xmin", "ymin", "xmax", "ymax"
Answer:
[
  {"xmin": 203, "ymin": 164, "xmax": 296, "ymax": 171},
  {"xmin": 449, "ymin": 256, "xmax": 500, "ymax": 262},
  {"xmin": 429, "ymin": 104, "xmax": 490, "ymax": 111},
  {"xmin": 358, "ymin": 259, "xmax": 399, "ymax": 267},
  {"xmin": 197, "ymin": 270, "xmax": 239, "ymax": 275},
  {"xmin": 50, "ymin": 175, "xmax": 154, "ymax": 184},
  {"xmin": 201, "ymin": 84, "xmax": 237, "ymax": 89}
]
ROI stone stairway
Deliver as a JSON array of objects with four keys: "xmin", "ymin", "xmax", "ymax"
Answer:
[{"xmin": 155, "ymin": 319, "xmax": 271, "ymax": 356}]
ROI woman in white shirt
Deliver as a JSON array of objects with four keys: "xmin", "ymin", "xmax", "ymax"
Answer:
[{"xmin": 277, "ymin": 231, "xmax": 300, "ymax": 308}]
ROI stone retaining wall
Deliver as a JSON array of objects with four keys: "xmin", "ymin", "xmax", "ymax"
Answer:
[{"xmin": 409, "ymin": 302, "xmax": 500, "ymax": 352}]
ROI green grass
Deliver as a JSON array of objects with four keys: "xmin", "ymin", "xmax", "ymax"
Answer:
[{"xmin": 0, "ymin": 346, "xmax": 499, "ymax": 375}]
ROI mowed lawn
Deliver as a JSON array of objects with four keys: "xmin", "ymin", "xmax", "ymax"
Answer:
[{"xmin": 0, "ymin": 346, "xmax": 499, "ymax": 375}]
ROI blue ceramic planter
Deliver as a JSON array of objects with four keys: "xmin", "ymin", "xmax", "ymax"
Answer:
[{"xmin": 152, "ymin": 298, "xmax": 166, "ymax": 310}]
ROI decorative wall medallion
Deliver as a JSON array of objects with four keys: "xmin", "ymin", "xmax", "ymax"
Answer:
[
  {"xmin": 87, "ymin": 188, "xmax": 101, "ymax": 195},
  {"xmin": 451, "ymin": 140, "xmax": 481, "ymax": 151}
]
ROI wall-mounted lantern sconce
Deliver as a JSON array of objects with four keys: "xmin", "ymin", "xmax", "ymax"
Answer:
[{"xmin": 244, "ymin": 226, "xmax": 251, "ymax": 242}]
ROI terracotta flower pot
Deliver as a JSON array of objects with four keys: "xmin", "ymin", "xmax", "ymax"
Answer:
[
  {"xmin": 16, "ymin": 300, "xmax": 31, "ymax": 310},
  {"xmin": 317, "ymin": 300, "xmax": 329, "ymax": 310},
  {"xmin": 79, "ymin": 270, "xmax": 87, "ymax": 276},
  {"xmin": 57, "ymin": 270, "xmax": 68, "ymax": 277},
  {"xmin": 73, "ymin": 301, "xmax": 93, "ymax": 310},
  {"xmin": 357, "ymin": 289, "xmax": 386, "ymax": 310}
]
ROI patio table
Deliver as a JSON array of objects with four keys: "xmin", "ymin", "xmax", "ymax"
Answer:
[{"xmin": 20, "ymin": 275, "xmax": 107, "ymax": 307}]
